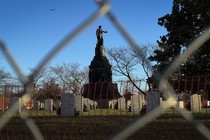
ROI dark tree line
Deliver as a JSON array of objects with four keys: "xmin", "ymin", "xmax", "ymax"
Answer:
[{"xmin": 149, "ymin": 0, "xmax": 210, "ymax": 77}]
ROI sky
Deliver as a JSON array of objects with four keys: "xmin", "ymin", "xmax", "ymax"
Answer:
[{"xmin": 0, "ymin": 0, "xmax": 173, "ymax": 78}]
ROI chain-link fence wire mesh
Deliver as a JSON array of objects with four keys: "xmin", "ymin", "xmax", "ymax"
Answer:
[{"xmin": 0, "ymin": 0, "xmax": 210, "ymax": 139}]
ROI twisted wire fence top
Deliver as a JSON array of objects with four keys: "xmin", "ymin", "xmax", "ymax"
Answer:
[{"xmin": 0, "ymin": 0, "xmax": 210, "ymax": 140}]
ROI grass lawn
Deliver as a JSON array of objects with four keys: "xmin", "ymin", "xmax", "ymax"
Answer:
[{"xmin": 0, "ymin": 108, "xmax": 210, "ymax": 140}]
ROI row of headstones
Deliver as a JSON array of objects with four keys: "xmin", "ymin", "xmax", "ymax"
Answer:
[
  {"xmin": 108, "ymin": 95, "xmax": 145, "ymax": 112},
  {"xmin": 43, "ymin": 94, "xmax": 84, "ymax": 117},
  {"xmin": 109, "ymin": 94, "xmax": 145, "ymax": 114},
  {"xmin": 65, "ymin": 93, "xmax": 201, "ymax": 114},
  {"xmin": 8, "ymin": 97, "xmax": 52, "ymax": 114},
  {"xmin": 8, "ymin": 92, "xmax": 203, "ymax": 116},
  {"xmin": 160, "ymin": 93, "xmax": 202, "ymax": 112},
  {"xmin": 8, "ymin": 94, "xmax": 83, "ymax": 116},
  {"xmin": 110, "ymin": 91, "xmax": 159, "ymax": 114},
  {"xmin": 109, "ymin": 92, "xmax": 203, "ymax": 114},
  {"xmin": 147, "ymin": 92, "xmax": 202, "ymax": 113},
  {"xmin": 8, "ymin": 94, "xmax": 99, "ymax": 116},
  {"xmin": 8, "ymin": 98, "xmax": 55, "ymax": 112}
]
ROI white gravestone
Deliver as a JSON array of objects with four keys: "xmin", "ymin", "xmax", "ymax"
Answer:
[
  {"xmin": 44, "ymin": 99, "xmax": 53, "ymax": 111},
  {"xmin": 207, "ymin": 101, "xmax": 210, "ymax": 108},
  {"xmin": 90, "ymin": 100, "xmax": 97, "ymax": 109},
  {"xmin": 83, "ymin": 98, "xmax": 91, "ymax": 111},
  {"xmin": 75, "ymin": 94, "xmax": 82, "ymax": 113},
  {"xmin": 109, "ymin": 99, "xmax": 117, "ymax": 109},
  {"xmin": 40, "ymin": 102, "xmax": 44, "ymax": 110},
  {"xmin": 10, "ymin": 97, "xmax": 22, "ymax": 114},
  {"xmin": 118, "ymin": 97, "xmax": 126, "ymax": 110},
  {"xmin": 61, "ymin": 93, "xmax": 74, "ymax": 117},
  {"xmin": 131, "ymin": 94, "xmax": 143, "ymax": 114},
  {"xmin": 160, "ymin": 97, "xmax": 167, "ymax": 109},
  {"xmin": 178, "ymin": 101, "xmax": 184, "ymax": 109},
  {"xmin": 127, "ymin": 100, "xmax": 131, "ymax": 110},
  {"xmin": 190, "ymin": 94, "xmax": 201, "ymax": 113},
  {"xmin": 146, "ymin": 91, "xmax": 160, "ymax": 112},
  {"xmin": 89, "ymin": 100, "xmax": 94, "ymax": 109}
]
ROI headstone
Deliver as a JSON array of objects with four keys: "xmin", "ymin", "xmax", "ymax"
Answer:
[
  {"xmin": 10, "ymin": 97, "xmax": 22, "ymax": 114},
  {"xmin": 190, "ymin": 94, "xmax": 201, "ymax": 113},
  {"xmin": 33, "ymin": 101, "xmax": 40, "ymax": 110},
  {"xmin": 83, "ymin": 98, "xmax": 89, "ymax": 111},
  {"xmin": 109, "ymin": 99, "xmax": 117, "ymax": 109},
  {"xmin": 118, "ymin": 97, "xmax": 126, "ymax": 110},
  {"xmin": 75, "ymin": 94, "xmax": 83, "ymax": 112},
  {"xmin": 160, "ymin": 97, "xmax": 163, "ymax": 103},
  {"xmin": 61, "ymin": 93, "xmax": 74, "ymax": 117},
  {"xmin": 178, "ymin": 101, "xmax": 184, "ymax": 109},
  {"xmin": 89, "ymin": 100, "xmax": 94, "ymax": 109},
  {"xmin": 146, "ymin": 91, "xmax": 160, "ymax": 112},
  {"xmin": 127, "ymin": 100, "xmax": 131, "ymax": 110},
  {"xmin": 89, "ymin": 100, "xmax": 97, "ymax": 109},
  {"xmin": 207, "ymin": 101, "xmax": 210, "ymax": 108},
  {"xmin": 160, "ymin": 98, "xmax": 167, "ymax": 109},
  {"xmin": 44, "ymin": 99, "xmax": 53, "ymax": 111},
  {"xmin": 131, "ymin": 94, "xmax": 143, "ymax": 114},
  {"xmin": 40, "ymin": 102, "xmax": 44, "ymax": 110}
]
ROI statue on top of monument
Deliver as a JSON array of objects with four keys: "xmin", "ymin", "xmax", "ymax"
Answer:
[{"xmin": 96, "ymin": 25, "xmax": 107, "ymax": 45}]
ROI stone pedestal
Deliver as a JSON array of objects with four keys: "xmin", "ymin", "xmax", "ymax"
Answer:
[{"xmin": 83, "ymin": 82, "xmax": 121, "ymax": 108}]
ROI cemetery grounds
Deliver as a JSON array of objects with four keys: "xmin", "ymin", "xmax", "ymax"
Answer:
[
  {"xmin": 0, "ymin": 76, "xmax": 209, "ymax": 139},
  {"xmin": 0, "ymin": 108, "xmax": 210, "ymax": 140}
]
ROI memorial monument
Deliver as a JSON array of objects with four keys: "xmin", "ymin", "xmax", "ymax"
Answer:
[{"xmin": 83, "ymin": 25, "xmax": 121, "ymax": 108}]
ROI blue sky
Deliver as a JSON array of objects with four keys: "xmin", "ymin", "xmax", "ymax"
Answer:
[{"xmin": 0, "ymin": 0, "xmax": 172, "ymax": 77}]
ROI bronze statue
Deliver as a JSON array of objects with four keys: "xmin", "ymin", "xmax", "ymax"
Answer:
[{"xmin": 96, "ymin": 25, "xmax": 107, "ymax": 45}]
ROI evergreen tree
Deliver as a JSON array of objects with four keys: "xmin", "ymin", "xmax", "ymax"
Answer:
[{"xmin": 149, "ymin": 0, "xmax": 210, "ymax": 76}]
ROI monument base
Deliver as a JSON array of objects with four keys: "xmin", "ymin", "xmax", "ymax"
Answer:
[
  {"xmin": 82, "ymin": 82, "xmax": 121, "ymax": 108},
  {"xmin": 94, "ymin": 99, "xmax": 111, "ymax": 108}
]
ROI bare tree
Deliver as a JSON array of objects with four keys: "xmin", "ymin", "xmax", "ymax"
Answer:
[
  {"xmin": 41, "ymin": 66, "xmax": 57, "ymax": 85},
  {"xmin": 28, "ymin": 67, "xmax": 48, "ymax": 86},
  {"xmin": 50, "ymin": 62, "xmax": 88, "ymax": 94},
  {"xmin": 0, "ymin": 65, "xmax": 15, "ymax": 95},
  {"xmin": 0, "ymin": 55, "xmax": 25, "ymax": 95},
  {"xmin": 130, "ymin": 43, "xmax": 155, "ymax": 90},
  {"xmin": 0, "ymin": 69, "xmax": 12, "ymax": 84},
  {"xmin": 30, "ymin": 66, "xmax": 60, "ymax": 101},
  {"xmin": 106, "ymin": 44, "xmax": 155, "ymax": 94},
  {"xmin": 0, "ymin": 55, "xmax": 13, "ymax": 85},
  {"xmin": 107, "ymin": 46, "xmax": 146, "ymax": 95}
]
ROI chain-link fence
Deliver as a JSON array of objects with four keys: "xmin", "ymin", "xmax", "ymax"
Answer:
[{"xmin": 0, "ymin": 0, "xmax": 210, "ymax": 139}]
